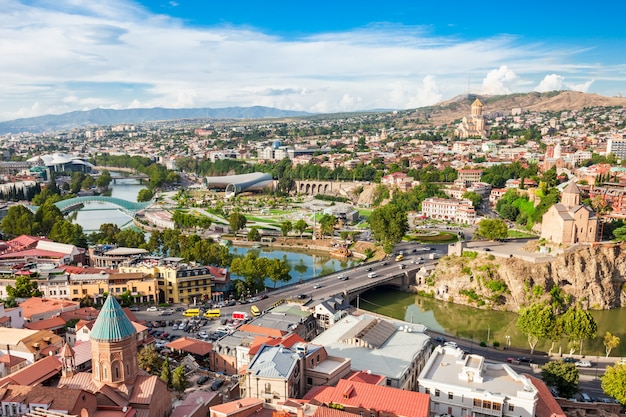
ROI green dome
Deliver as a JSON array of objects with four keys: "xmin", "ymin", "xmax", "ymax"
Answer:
[{"xmin": 90, "ymin": 295, "xmax": 136, "ymax": 342}]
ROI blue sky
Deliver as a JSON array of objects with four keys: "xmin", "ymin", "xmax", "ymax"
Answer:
[{"xmin": 1, "ymin": 0, "xmax": 625, "ymax": 122}]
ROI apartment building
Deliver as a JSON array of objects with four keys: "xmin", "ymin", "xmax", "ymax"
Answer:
[{"xmin": 421, "ymin": 198, "xmax": 476, "ymax": 225}]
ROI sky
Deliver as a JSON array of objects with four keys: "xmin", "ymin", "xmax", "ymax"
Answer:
[{"xmin": 2, "ymin": 0, "xmax": 626, "ymax": 122}]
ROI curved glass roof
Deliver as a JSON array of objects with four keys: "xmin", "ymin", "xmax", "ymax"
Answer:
[{"xmin": 90, "ymin": 295, "xmax": 136, "ymax": 342}]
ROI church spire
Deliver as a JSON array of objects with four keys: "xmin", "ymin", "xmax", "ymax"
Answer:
[{"xmin": 60, "ymin": 342, "xmax": 76, "ymax": 378}]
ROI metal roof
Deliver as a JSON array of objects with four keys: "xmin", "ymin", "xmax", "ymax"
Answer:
[{"xmin": 90, "ymin": 295, "xmax": 136, "ymax": 342}]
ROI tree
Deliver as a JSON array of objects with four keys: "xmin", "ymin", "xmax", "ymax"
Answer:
[
  {"xmin": 293, "ymin": 219, "xmax": 308, "ymax": 239},
  {"xmin": 138, "ymin": 345, "xmax": 163, "ymax": 375},
  {"xmin": 96, "ymin": 170, "xmax": 112, "ymax": 188},
  {"xmin": 115, "ymin": 229, "xmax": 146, "ymax": 248},
  {"xmin": 604, "ymin": 331, "xmax": 620, "ymax": 358},
  {"xmin": 160, "ymin": 357, "xmax": 172, "ymax": 388},
  {"xmin": 475, "ymin": 218, "xmax": 508, "ymax": 240},
  {"xmin": 137, "ymin": 189, "xmax": 154, "ymax": 202},
  {"xmin": 1, "ymin": 205, "xmax": 35, "ymax": 236},
  {"xmin": 247, "ymin": 227, "xmax": 261, "ymax": 242},
  {"xmin": 49, "ymin": 220, "xmax": 87, "ymax": 248},
  {"xmin": 34, "ymin": 201, "xmax": 64, "ymax": 235},
  {"xmin": 369, "ymin": 204, "xmax": 409, "ymax": 254},
  {"xmin": 280, "ymin": 220, "xmax": 292, "ymax": 240},
  {"xmin": 601, "ymin": 363, "xmax": 626, "ymax": 405},
  {"xmin": 265, "ymin": 258, "xmax": 292, "ymax": 288},
  {"xmin": 541, "ymin": 361, "xmax": 579, "ymax": 398},
  {"xmin": 172, "ymin": 364, "xmax": 188, "ymax": 393},
  {"xmin": 6, "ymin": 276, "xmax": 42, "ymax": 298},
  {"xmin": 228, "ymin": 211, "xmax": 247, "ymax": 236},
  {"xmin": 561, "ymin": 306, "xmax": 597, "ymax": 355},
  {"xmin": 462, "ymin": 191, "xmax": 483, "ymax": 208},
  {"xmin": 516, "ymin": 303, "xmax": 555, "ymax": 354},
  {"xmin": 319, "ymin": 214, "xmax": 336, "ymax": 239}
]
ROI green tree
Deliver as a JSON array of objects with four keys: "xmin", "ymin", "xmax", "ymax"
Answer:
[
  {"xmin": 6, "ymin": 276, "xmax": 42, "ymax": 298},
  {"xmin": 293, "ymin": 219, "xmax": 308, "ymax": 239},
  {"xmin": 561, "ymin": 306, "xmax": 598, "ymax": 355},
  {"xmin": 228, "ymin": 211, "xmax": 248, "ymax": 236},
  {"xmin": 34, "ymin": 201, "xmax": 65, "ymax": 235},
  {"xmin": 601, "ymin": 363, "xmax": 626, "ymax": 405},
  {"xmin": 137, "ymin": 189, "xmax": 154, "ymax": 202},
  {"xmin": 116, "ymin": 229, "xmax": 146, "ymax": 248},
  {"xmin": 1, "ymin": 205, "xmax": 36, "ymax": 236},
  {"xmin": 138, "ymin": 345, "xmax": 163, "ymax": 375},
  {"xmin": 172, "ymin": 364, "xmax": 188, "ymax": 392},
  {"xmin": 276, "ymin": 177, "xmax": 296, "ymax": 195},
  {"xmin": 160, "ymin": 357, "xmax": 172, "ymax": 388},
  {"xmin": 475, "ymin": 218, "xmax": 508, "ymax": 240},
  {"xmin": 230, "ymin": 253, "xmax": 268, "ymax": 293},
  {"xmin": 265, "ymin": 258, "xmax": 292, "ymax": 288},
  {"xmin": 516, "ymin": 303, "xmax": 555, "ymax": 354},
  {"xmin": 462, "ymin": 191, "xmax": 483, "ymax": 208},
  {"xmin": 247, "ymin": 227, "xmax": 261, "ymax": 242},
  {"xmin": 369, "ymin": 204, "xmax": 409, "ymax": 254},
  {"xmin": 319, "ymin": 214, "xmax": 336, "ymax": 239},
  {"xmin": 49, "ymin": 219, "xmax": 87, "ymax": 248},
  {"xmin": 280, "ymin": 220, "xmax": 293, "ymax": 240},
  {"xmin": 541, "ymin": 361, "xmax": 579, "ymax": 398},
  {"xmin": 90, "ymin": 223, "xmax": 122, "ymax": 244},
  {"xmin": 96, "ymin": 170, "xmax": 112, "ymax": 188},
  {"xmin": 604, "ymin": 331, "xmax": 620, "ymax": 358}
]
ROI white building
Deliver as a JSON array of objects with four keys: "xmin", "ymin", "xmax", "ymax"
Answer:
[
  {"xmin": 418, "ymin": 346, "xmax": 537, "ymax": 417},
  {"xmin": 421, "ymin": 198, "xmax": 476, "ymax": 224}
]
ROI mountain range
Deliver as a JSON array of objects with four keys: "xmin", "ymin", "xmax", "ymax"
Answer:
[
  {"xmin": 0, "ymin": 106, "xmax": 313, "ymax": 135},
  {"xmin": 1, "ymin": 91, "xmax": 625, "ymax": 135}
]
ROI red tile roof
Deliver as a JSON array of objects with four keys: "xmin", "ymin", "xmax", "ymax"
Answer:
[
  {"xmin": 20, "ymin": 297, "xmax": 80, "ymax": 319},
  {"xmin": 310, "ymin": 379, "xmax": 429, "ymax": 417},
  {"xmin": 239, "ymin": 323, "xmax": 285, "ymax": 337},
  {"xmin": 166, "ymin": 337, "xmax": 213, "ymax": 356},
  {"xmin": 210, "ymin": 398, "xmax": 264, "ymax": 415},
  {"xmin": 345, "ymin": 371, "xmax": 386, "ymax": 386},
  {"xmin": 0, "ymin": 355, "xmax": 61, "ymax": 387},
  {"xmin": 526, "ymin": 374, "xmax": 566, "ymax": 417},
  {"xmin": 313, "ymin": 406, "xmax": 356, "ymax": 417},
  {"xmin": 24, "ymin": 315, "xmax": 67, "ymax": 330},
  {"xmin": 0, "ymin": 354, "xmax": 26, "ymax": 367},
  {"xmin": 0, "ymin": 248, "xmax": 66, "ymax": 260}
]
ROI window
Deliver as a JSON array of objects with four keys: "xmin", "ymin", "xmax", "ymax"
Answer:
[
  {"xmin": 448, "ymin": 392, "xmax": 453, "ymax": 400},
  {"xmin": 493, "ymin": 403, "xmax": 501, "ymax": 411},
  {"xmin": 73, "ymin": 289, "xmax": 78, "ymax": 295},
  {"xmin": 82, "ymin": 289, "xmax": 87, "ymax": 294},
  {"xmin": 508, "ymin": 404, "xmax": 514, "ymax": 412},
  {"xmin": 435, "ymin": 389, "xmax": 440, "ymax": 397},
  {"xmin": 307, "ymin": 377, "xmax": 313, "ymax": 385},
  {"xmin": 425, "ymin": 388, "xmax": 430, "ymax": 394},
  {"xmin": 483, "ymin": 400, "xmax": 492, "ymax": 409},
  {"xmin": 265, "ymin": 383, "xmax": 272, "ymax": 394},
  {"xmin": 473, "ymin": 399, "xmax": 482, "ymax": 407}
]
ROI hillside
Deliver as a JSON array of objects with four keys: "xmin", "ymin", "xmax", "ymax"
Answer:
[
  {"xmin": 420, "ymin": 245, "xmax": 626, "ymax": 312},
  {"xmin": 414, "ymin": 91, "xmax": 626, "ymax": 126}
]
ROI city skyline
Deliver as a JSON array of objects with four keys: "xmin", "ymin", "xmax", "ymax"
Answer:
[{"xmin": 2, "ymin": 0, "xmax": 625, "ymax": 122}]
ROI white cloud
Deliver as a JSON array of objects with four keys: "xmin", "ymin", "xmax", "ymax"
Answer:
[
  {"xmin": 535, "ymin": 74, "xmax": 565, "ymax": 92},
  {"xmin": 0, "ymin": 0, "xmax": 618, "ymax": 121},
  {"xmin": 481, "ymin": 65, "xmax": 520, "ymax": 95},
  {"xmin": 569, "ymin": 79, "xmax": 594, "ymax": 92}
]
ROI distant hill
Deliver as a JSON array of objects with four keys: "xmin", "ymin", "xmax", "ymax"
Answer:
[
  {"xmin": 0, "ymin": 106, "xmax": 313, "ymax": 134},
  {"xmin": 417, "ymin": 91, "xmax": 626, "ymax": 126}
]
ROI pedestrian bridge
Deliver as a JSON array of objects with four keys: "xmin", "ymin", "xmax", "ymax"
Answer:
[{"xmin": 26, "ymin": 196, "xmax": 151, "ymax": 216}]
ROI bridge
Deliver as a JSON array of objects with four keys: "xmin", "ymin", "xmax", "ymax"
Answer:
[
  {"xmin": 26, "ymin": 196, "xmax": 152, "ymax": 216},
  {"xmin": 342, "ymin": 270, "xmax": 414, "ymax": 303}
]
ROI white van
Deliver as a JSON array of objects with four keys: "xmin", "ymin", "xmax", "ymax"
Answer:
[{"xmin": 367, "ymin": 272, "xmax": 378, "ymax": 278}]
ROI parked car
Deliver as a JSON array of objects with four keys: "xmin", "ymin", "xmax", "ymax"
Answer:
[
  {"xmin": 146, "ymin": 306, "xmax": 159, "ymax": 312},
  {"xmin": 443, "ymin": 341, "xmax": 457, "ymax": 348},
  {"xmin": 517, "ymin": 356, "xmax": 532, "ymax": 364},
  {"xmin": 259, "ymin": 294, "xmax": 268, "ymax": 300},
  {"xmin": 211, "ymin": 379, "xmax": 225, "ymax": 391},
  {"xmin": 129, "ymin": 306, "xmax": 140, "ymax": 311},
  {"xmin": 297, "ymin": 294, "xmax": 308, "ymax": 300},
  {"xmin": 434, "ymin": 337, "xmax": 446, "ymax": 343},
  {"xmin": 197, "ymin": 375, "xmax": 209, "ymax": 385},
  {"xmin": 575, "ymin": 360, "xmax": 592, "ymax": 368},
  {"xmin": 562, "ymin": 357, "xmax": 576, "ymax": 363}
]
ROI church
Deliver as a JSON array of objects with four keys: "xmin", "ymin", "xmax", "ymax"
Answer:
[
  {"xmin": 58, "ymin": 295, "xmax": 172, "ymax": 417},
  {"xmin": 540, "ymin": 181, "xmax": 599, "ymax": 245},
  {"xmin": 455, "ymin": 98, "xmax": 488, "ymax": 138}
]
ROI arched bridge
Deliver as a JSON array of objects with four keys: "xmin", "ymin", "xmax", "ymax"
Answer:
[
  {"xmin": 26, "ymin": 196, "xmax": 151, "ymax": 216},
  {"xmin": 343, "ymin": 270, "xmax": 415, "ymax": 303}
]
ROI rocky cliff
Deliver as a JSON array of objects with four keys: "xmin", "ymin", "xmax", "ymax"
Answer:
[{"xmin": 418, "ymin": 245, "xmax": 626, "ymax": 312}]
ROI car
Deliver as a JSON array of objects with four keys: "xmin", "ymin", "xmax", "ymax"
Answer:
[
  {"xmin": 434, "ymin": 337, "xmax": 446, "ymax": 343},
  {"xmin": 146, "ymin": 306, "xmax": 159, "ymax": 312},
  {"xmin": 367, "ymin": 272, "xmax": 378, "ymax": 278},
  {"xmin": 366, "ymin": 267, "xmax": 373, "ymax": 272},
  {"xmin": 226, "ymin": 300, "xmax": 237, "ymax": 307},
  {"xmin": 517, "ymin": 356, "xmax": 532, "ymax": 364},
  {"xmin": 506, "ymin": 357, "xmax": 516, "ymax": 363},
  {"xmin": 562, "ymin": 357, "xmax": 576, "ymax": 363},
  {"xmin": 399, "ymin": 263, "xmax": 406, "ymax": 269},
  {"xmin": 160, "ymin": 332, "xmax": 170, "ymax": 339},
  {"xmin": 129, "ymin": 306, "xmax": 140, "ymax": 311},
  {"xmin": 575, "ymin": 360, "xmax": 592, "ymax": 368},
  {"xmin": 297, "ymin": 294, "xmax": 308, "ymax": 300},
  {"xmin": 175, "ymin": 307, "xmax": 185, "ymax": 312},
  {"xmin": 171, "ymin": 324, "xmax": 178, "ymax": 330},
  {"xmin": 484, "ymin": 248, "xmax": 491, "ymax": 252},
  {"xmin": 248, "ymin": 296, "xmax": 259, "ymax": 303},
  {"xmin": 259, "ymin": 294, "xmax": 268, "ymax": 300},
  {"xmin": 381, "ymin": 261, "xmax": 388, "ymax": 266},
  {"xmin": 211, "ymin": 379, "xmax": 225, "ymax": 391},
  {"xmin": 198, "ymin": 331, "xmax": 209, "ymax": 339},
  {"xmin": 338, "ymin": 275, "xmax": 349, "ymax": 281},
  {"xmin": 313, "ymin": 284, "xmax": 322, "ymax": 289},
  {"xmin": 443, "ymin": 341, "xmax": 458, "ymax": 348},
  {"xmin": 197, "ymin": 375, "xmax": 210, "ymax": 385}
]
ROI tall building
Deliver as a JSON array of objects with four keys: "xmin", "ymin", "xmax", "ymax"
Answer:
[
  {"xmin": 607, "ymin": 137, "xmax": 626, "ymax": 160},
  {"xmin": 456, "ymin": 99, "xmax": 488, "ymax": 139}
]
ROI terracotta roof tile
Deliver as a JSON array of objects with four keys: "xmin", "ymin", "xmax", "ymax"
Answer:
[
  {"xmin": 526, "ymin": 374, "xmax": 566, "ymax": 417},
  {"xmin": 238, "ymin": 323, "xmax": 285, "ymax": 337},
  {"xmin": 0, "ymin": 355, "xmax": 61, "ymax": 387},
  {"xmin": 210, "ymin": 398, "xmax": 264, "ymax": 415},
  {"xmin": 345, "ymin": 371, "xmax": 386, "ymax": 385},
  {"xmin": 24, "ymin": 315, "xmax": 67, "ymax": 330},
  {"xmin": 313, "ymin": 406, "xmax": 355, "ymax": 417},
  {"xmin": 166, "ymin": 337, "xmax": 213, "ymax": 356}
]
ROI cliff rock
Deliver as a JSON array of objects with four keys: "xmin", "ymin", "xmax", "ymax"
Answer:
[{"xmin": 419, "ymin": 245, "xmax": 626, "ymax": 312}]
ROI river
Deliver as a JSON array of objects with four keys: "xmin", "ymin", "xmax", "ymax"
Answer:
[{"xmin": 357, "ymin": 287, "xmax": 626, "ymax": 357}]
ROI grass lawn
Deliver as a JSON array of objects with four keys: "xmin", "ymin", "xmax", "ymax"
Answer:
[
  {"xmin": 507, "ymin": 230, "xmax": 537, "ymax": 238},
  {"xmin": 405, "ymin": 232, "xmax": 458, "ymax": 243}
]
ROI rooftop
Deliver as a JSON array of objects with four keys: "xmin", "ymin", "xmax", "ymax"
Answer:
[{"xmin": 90, "ymin": 295, "xmax": 136, "ymax": 342}]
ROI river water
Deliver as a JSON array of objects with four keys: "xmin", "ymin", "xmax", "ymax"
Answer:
[{"xmin": 358, "ymin": 287, "xmax": 626, "ymax": 357}]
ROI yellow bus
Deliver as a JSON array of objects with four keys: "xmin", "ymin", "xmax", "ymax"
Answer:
[
  {"xmin": 250, "ymin": 305, "xmax": 261, "ymax": 317},
  {"xmin": 183, "ymin": 308, "xmax": 200, "ymax": 317},
  {"xmin": 395, "ymin": 254, "xmax": 404, "ymax": 262},
  {"xmin": 203, "ymin": 309, "xmax": 221, "ymax": 319}
]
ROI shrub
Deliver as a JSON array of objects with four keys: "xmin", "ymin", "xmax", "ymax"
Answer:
[
  {"xmin": 461, "ymin": 266, "xmax": 472, "ymax": 275},
  {"xmin": 479, "ymin": 341, "xmax": 487, "ymax": 347},
  {"xmin": 462, "ymin": 251, "xmax": 478, "ymax": 259},
  {"xmin": 493, "ymin": 341, "xmax": 500, "ymax": 347}
]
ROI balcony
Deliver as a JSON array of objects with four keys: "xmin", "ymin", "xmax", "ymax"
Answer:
[{"xmin": 472, "ymin": 407, "xmax": 502, "ymax": 417}]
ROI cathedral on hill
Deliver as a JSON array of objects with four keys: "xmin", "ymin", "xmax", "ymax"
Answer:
[{"xmin": 456, "ymin": 98, "xmax": 489, "ymax": 138}]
